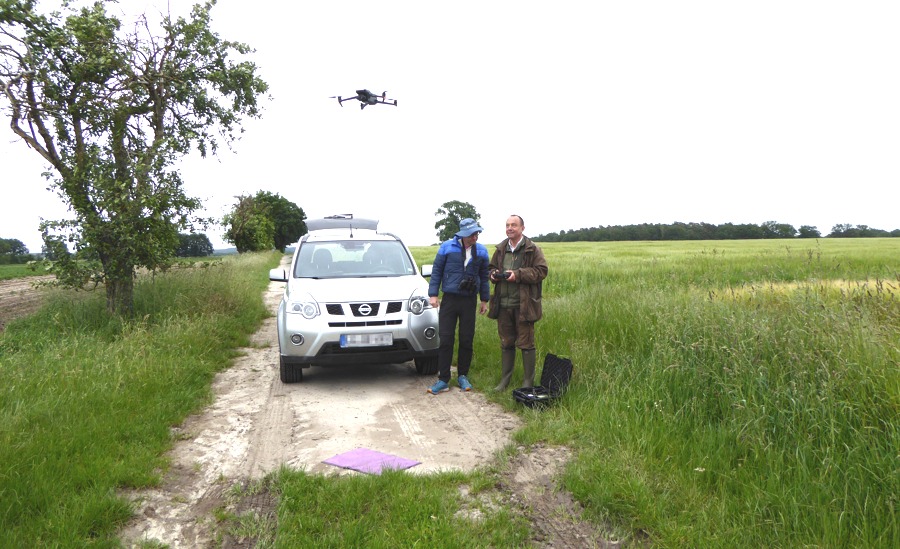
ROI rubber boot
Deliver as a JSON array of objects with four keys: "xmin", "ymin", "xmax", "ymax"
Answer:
[
  {"xmin": 494, "ymin": 349, "xmax": 516, "ymax": 391},
  {"xmin": 521, "ymin": 349, "xmax": 536, "ymax": 388}
]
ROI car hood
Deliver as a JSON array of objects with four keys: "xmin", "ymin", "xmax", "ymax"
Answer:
[{"xmin": 286, "ymin": 275, "xmax": 429, "ymax": 302}]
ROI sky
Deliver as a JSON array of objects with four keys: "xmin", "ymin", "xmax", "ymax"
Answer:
[{"xmin": 2, "ymin": 1, "xmax": 898, "ymax": 252}]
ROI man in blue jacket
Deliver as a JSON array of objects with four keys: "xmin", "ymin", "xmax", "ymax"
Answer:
[{"xmin": 427, "ymin": 218, "xmax": 491, "ymax": 394}]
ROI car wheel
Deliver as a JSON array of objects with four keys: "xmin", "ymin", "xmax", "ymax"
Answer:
[
  {"xmin": 414, "ymin": 356, "xmax": 439, "ymax": 375},
  {"xmin": 280, "ymin": 355, "xmax": 303, "ymax": 383}
]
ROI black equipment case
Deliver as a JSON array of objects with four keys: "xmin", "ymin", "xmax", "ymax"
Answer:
[{"xmin": 512, "ymin": 353, "xmax": 573, "ymax": 408}]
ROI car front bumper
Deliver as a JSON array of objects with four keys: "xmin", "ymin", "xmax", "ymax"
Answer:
[{"xmin": 276, "ymin": 301, "xmax": 440, "ymax": 367}]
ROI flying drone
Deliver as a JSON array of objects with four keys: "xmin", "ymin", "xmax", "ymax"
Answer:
[{"xmin": 330, "ymin": 89, "xmax": 398, "ymax": 109}]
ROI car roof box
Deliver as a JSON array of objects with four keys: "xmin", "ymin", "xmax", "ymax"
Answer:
[{"xmin": 307, "ymin": 214, "xmax": 378, "ymax": 232}]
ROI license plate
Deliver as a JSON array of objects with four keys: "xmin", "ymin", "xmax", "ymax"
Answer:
[{"xmin": 340, "ymin": 333, "xmax": 393, "ymax": 348}]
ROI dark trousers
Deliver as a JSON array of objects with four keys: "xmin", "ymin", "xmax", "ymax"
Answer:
[
  {"xmin": 437, "ymin": 292, "xmax": 477, "ymax": 382},
  {"xmin": 497, "ymin": 307, "xmax": 535, "ymax": 350}
]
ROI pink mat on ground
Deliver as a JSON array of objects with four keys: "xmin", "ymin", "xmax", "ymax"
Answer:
[{"xmin": 323, "ymin": 448, "xmax": 421, "ymax": 474}]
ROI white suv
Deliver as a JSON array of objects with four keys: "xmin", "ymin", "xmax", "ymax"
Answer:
[{"xmin": 268, "ymin": 214, "xmax": 440, "ymax": 383}]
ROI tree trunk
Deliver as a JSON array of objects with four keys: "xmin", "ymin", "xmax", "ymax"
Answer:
[{"xmin": 105, "ymin": 273, "xmax": 135, "ymax": 317}]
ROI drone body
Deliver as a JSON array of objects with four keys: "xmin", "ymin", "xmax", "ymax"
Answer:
[{"xmin": 331, "ymin": 89, "xmax": 398, "ymax": 109}]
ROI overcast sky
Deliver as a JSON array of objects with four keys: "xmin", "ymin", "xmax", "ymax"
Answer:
[{"xmin": 2, "ymin": 1, "xmax": 898, "ymax": 252}]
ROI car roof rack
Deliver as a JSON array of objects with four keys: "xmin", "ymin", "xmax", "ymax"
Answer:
[{"xmin": 307, "ymin": 214, "xmax": 378, "ymax": 232}]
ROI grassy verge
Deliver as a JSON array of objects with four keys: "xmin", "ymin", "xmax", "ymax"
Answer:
[{"xmin": 0, "ymin": 252, "xmax": 280, "ymax": 547}]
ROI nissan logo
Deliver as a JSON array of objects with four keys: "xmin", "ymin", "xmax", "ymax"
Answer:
[{"xmin": 358, "ymin": 303, "xmax": 373, "ymax": 316}]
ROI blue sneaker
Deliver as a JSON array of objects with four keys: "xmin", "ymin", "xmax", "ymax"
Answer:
[
  {"xmin": 458, "ymin": 375, "xmax": 473, "ymax": 392},
  {"xmin": 427, "ymin": 380, "xmax": 450, "ymax": 394}
]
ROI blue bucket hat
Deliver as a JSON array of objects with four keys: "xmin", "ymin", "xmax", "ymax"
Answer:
[{"xmin": 456, "ymin": 218, "xmax": 484, "ymax": 238}]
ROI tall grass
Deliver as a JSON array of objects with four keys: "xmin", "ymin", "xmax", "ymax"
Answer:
[
  {"xmin": 473, "ymin": 239, "xmax": 897, "ymax": 547},
  {"xmin": 0, "ymin": 252, "xmax": 279, "ymax": 547},
  {"xmin": 2, "ymin": 240, "xmax": 897, "ymax": 547}
]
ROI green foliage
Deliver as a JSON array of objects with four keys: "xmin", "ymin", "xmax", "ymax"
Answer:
[
  {"xmin": 0, "ymin": 0, "xmax": 269, "ymax": 316},
  {"xmin": 223, "ymin": 191, "xmax": 307, "ymax": 253},
  {"xmin": 434, "ymin": 200, "xmax": 480, "ymax": 242},
  {"xmin": 761, "ymin": 219, "xmax": 797, "ymax": 238},
  {"xmin": 222, "ymin": 194, "xmax": 275, "ymax": 253},
  {"xmin": 798, "ymin": 224, "xmax": 821, "ymax": 238},
  {"xmin": 0, "ymin": 238, "xmax": 31, "ymax": 264},
  {"xmin": 253, "ymin": 191, "xmax": 307, "ymax": 252},
  {"xmin": 830, "ymin": 223, "xmax": 897, "ymax": 238},
  {"xmin": 0, "ymin": 238, "xmax": 27, "ymax": 256},
  {"xmin": 175, "ymin": 232, "xmax": 214, "ymax": 257}
]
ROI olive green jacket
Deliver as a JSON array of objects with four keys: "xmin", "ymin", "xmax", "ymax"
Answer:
[{"xmin": 487, "ymin": 236, "xmax": 548, "ymax": 322}]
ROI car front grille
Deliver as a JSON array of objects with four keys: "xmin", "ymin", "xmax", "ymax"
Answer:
[{"xmin": 325, "ymin": 302, "xmax": 404, "ymax": 317}]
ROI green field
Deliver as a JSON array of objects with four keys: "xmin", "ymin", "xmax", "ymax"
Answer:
[
  {"xmin": 1, "ymin": 239, "xmax": 897, "ymax": 547},
  {"xmin": 0, "ymin": 263, "xmax": 43, "ymax": 280}
]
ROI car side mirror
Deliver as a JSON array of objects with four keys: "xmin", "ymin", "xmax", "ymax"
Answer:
[
  {"xmin": 420, "ymin": 264, "xmax": 432, "ymax": 278},
  {"xmin": 269, "ymin": 268, "xmax": 287, "ymax": 282}
]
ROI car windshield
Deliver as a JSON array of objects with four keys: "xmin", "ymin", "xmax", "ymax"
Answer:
[{"xmin": 293, "ymin": 240, "xmax": 415, "ymax": 278}]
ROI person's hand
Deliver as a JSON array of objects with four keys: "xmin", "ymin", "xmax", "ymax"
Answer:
[
  {"xmin": 479, "ymin": 301, "xmax": 488, "ymax": 315},
  {"xmin": 430, "ymin": 296, "xmax": 439, "ymax": 308},
  {"xmin": 507, "ymin": 271, "xmax": 516, "ymax": 282},
  {"xmin": 491, "ymin": 269, "xmax": 512, "ymax": 282}
]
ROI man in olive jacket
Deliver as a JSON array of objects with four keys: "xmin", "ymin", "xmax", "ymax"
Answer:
[{"xmin": 488, "ymin": 215, "xmax": 549, "ymax": 390}]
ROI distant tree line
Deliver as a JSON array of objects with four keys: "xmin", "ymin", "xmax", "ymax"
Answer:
[
  {"xmin": 0, "ymin": 238, "xmax": 33, "ymax": 264},
  {"xmin": 826, "ymin": 224, "xmax": 900, "ymax": 238},
  {"xmin": 1, "ymin": 233, "xmax": 216, "ymax": 262},
  {"xmin": 2, "ymin": 187, "xmax": 307, "ymax": 263},
  {"xmin": 535, "ymin": 222, "xmax": 900, "ymax": 242}
]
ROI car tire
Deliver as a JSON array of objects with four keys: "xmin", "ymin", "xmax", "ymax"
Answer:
[
  {"xmin": 414, "ymin": 356, "xmax": 439, "ymax": 375},
  {"xmin": 280, "ymin": 355, "xmax": 304, "ymax": 383}
]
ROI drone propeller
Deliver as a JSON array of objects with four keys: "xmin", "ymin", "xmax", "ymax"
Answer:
[{"xmin": 378, "ymin": 92, "xmax": 398, "ymax": 107}]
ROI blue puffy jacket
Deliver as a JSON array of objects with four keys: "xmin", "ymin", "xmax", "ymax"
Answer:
[{"xmin": 429, "ymin": 236, "xmax": 491, "ymax": 302}]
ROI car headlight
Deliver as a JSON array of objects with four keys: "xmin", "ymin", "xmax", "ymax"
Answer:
[
  {"xmin": 287, "ymin": 294, "xmax": 320, "ymax": 319},
  {"xmin": 408, "ymin": 295, "xmax": 430, "ymax": 315}
]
